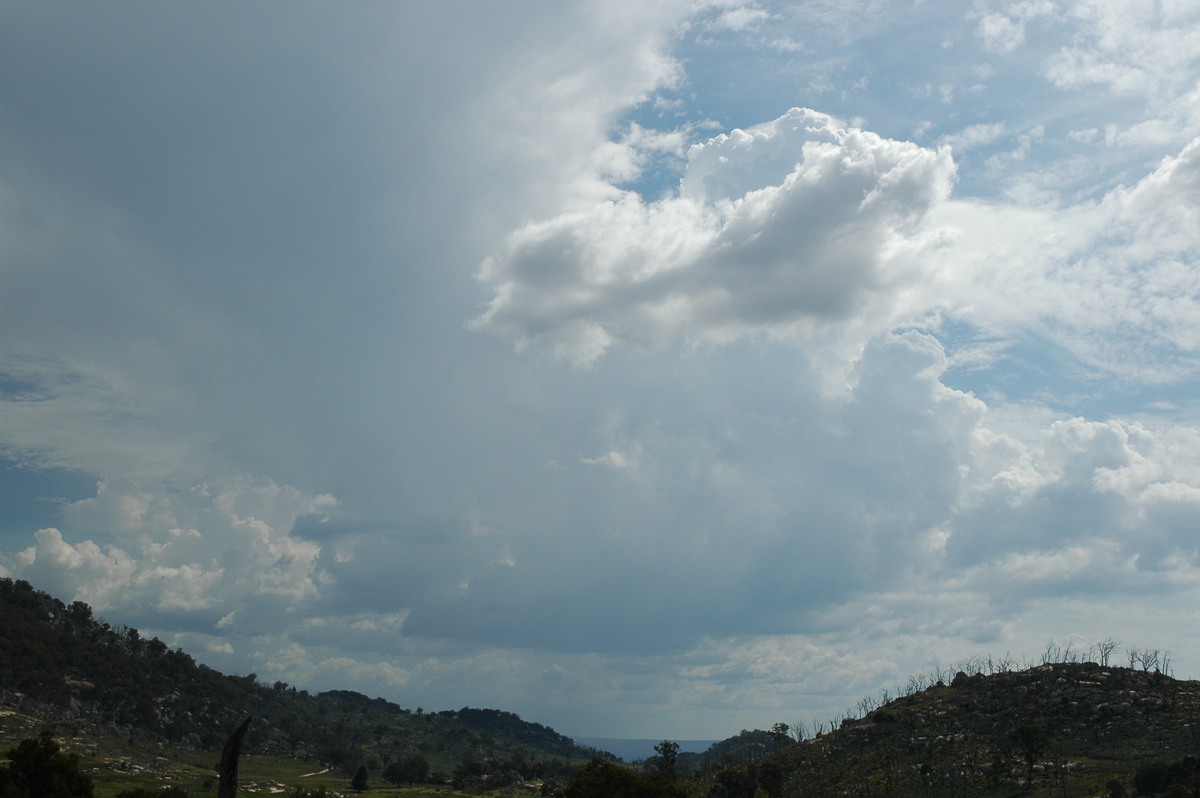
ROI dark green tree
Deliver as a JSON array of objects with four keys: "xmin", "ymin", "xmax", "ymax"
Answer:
[
  {"xmin": 0, "ymin": 730, "xmax": 94, "ymax": 798},
  {"xmin": 768, "ymin": 723, "xmax": 790, "ymax": 749},
  {"xmin": 1135, "ymin": 761, "xmax": 1174, "ymax": 796},
  {"xmin": 382, "ymin": 761, "xmax": 404, "ymax": 785},
  {"xmin": 324, "ymin": 747, "xmax": 362, "ymax": 776},
  {"xmin": 757, "ymin": 760, "xmax": 786, "ymax": 798},
  {"xmin": 351, "ymin": 764, "xmax": 369, "ymax": 793},
  {"xmin": 652, "ymin": 740, "xmax": 679, "ymax": 776},
  {"xmin": 383, "ymin": 754, "xmax": 429, "ymax": 785},
  {"xmin": 710, "ymin": 768, "xmax": 756, "ymax": 798},
  {"xmin": 564, "ymin": 759, "xmax": 642, "ymax": 798},
  {"xmin": 563, "ymin": 758, "xmax": 684, "ymax": 798}
]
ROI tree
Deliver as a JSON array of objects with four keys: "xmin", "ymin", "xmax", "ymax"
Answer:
[
  {"xmin": 383, "ymin": 754, "xmax": 429, "ymax": 785},
  {"xmin": 564, "ymin": 759, "xmax": 642, "ymax": 798},
  {"xmin": 711, "ymin": 768, "xmax": 756, "ymax": 798},
  {"xmin": 652, "ymin": 740, "xmax": 679, "ymax": 776},
  {"xmin": 1135, "ymin": 761, "xmax": 1172, "ymax": 796},
  {"xmin": 66, "ymin": 600, "xmax": 93, "ymax": 627},
  {"xmin": 757, "ymin": 760, "xmax": 786, "ymax": 798},
  {"xmin": 1013, "ymin": 724, "xmax": 1049, "ymax": 792},
  {"xmin": 324, "ymin": 747, "xmax": 362, "ymax": 776},
  {"xmin": 0, "ymin": 730, "xmax": 94, "ymax": 798},
  {"xmin": 351, "ymin": 764, "xmax": 369, "ymax": 793},
  {"xmin": 382, "ymin": 761, "xmax": 403, "ymax": 785},
  {"xmin": 768, "ymin": 723, "xmax": 791, "ymax": 749},
  {"xmin": 563, "ymin": 758, "xmax": 683, "ymax": 798},
  {"xmin": 1094, "ymin": 638, "xmax": 1119, "ymax": 667}
]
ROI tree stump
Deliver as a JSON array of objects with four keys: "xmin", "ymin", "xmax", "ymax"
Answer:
[{"xmin": 218, "ymin": 717, "xmax": 253, "ymax": 798}]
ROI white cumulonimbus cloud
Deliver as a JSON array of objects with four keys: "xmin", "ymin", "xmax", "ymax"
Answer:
[
  {"xmin": 473, "ymin": 108, "xmax": 957, "ymax": 365},
  {"xmin": 477, "ymin": 99, "xmax": 1200, "ymax": 383},
  {"xmin": 4, "ymin": 476, "xmax": 336, "ymax": 635}
]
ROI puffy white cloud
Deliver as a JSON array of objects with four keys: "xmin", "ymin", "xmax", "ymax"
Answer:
[
  {"xmin": 11, "ymin": 528, "xmax": 137, "ymax": 604},
  {"xmin": 974, "ymin": 0, "xmax": 1053, "ymax": 54},
  {"xmin": 945, "ymin": 415, "xmax": 1200, "ymax": 598},
  {"xmin": 706, "ymin": 4, "xmax": 772, "ymax": 33},
  {"xmin": 1043, "ymin": 0, "xmax": 1200, "ymax": 145},
  {"xmin": 475, "ymin": 108, "xmax": 956, "ymax": 365},
  {"xmin": 977, "ymin": 14, "xmax": 1024, "ymax": 54},
  {"xmin": 1105, "ymin": 136, "xmax": 1200, "ymax": 258},
  {"xmin": 1044, "ymin": 0, "xmax": 1200, "ymax": 94},
  {"xmin": 475, "ymin": 92, "xmax": 1200, "ymax": 385},
  {"xmin": 938, "ymin": 122, "xmax": 1007, "ymax": 152},
  {"xmin": 1, "ymin": 476, "xmax": 332, "ymax": 631}
]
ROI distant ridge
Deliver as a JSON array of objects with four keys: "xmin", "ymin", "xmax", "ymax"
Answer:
[
  {"xmin": 573, "ymin": 737, "xmax": 717, "ymax": 762},
  {"xmin": 0, "ymin": 577, "xmax": 602, "ymax": 788}
]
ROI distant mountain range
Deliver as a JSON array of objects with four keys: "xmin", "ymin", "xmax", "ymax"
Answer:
[{"xmin": 572, "ymin": 737, "xmax": 718, "ymax": 762}]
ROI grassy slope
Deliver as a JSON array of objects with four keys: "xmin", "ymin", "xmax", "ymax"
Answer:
[{"xmin": 2, "ymin": 704, "xmax": 484, "ymax": 797}]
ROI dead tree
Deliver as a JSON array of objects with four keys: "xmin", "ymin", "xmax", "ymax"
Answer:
[{"xmin": 218, "ymin": 717, "xmax": 253, "ymax": 798}]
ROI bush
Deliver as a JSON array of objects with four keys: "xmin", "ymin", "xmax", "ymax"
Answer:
[
  {"xmin": 709, "ymin": 768, "xmax": 755, "ymax": 798},
  {"xmin": 0, "ymin": 730, "xmax": 94, "ymax": 798},
  {"xmin": 351, "ymin": 764, "xmax": 369, "ymax": 792},
  {"xmin": 286, "ymin": 788, "xmax": 329, "ymax": 798},
  {"xmin": 1134, "ymin": 761, "xmax": 1172, "ymax": 796},
  {"xmin": 383, "ymin": 754, "xmax": 429, "ymax": 784},
  {"xmin": 563, "ymin": 758, "xmax": 684, "ymax": 798}
]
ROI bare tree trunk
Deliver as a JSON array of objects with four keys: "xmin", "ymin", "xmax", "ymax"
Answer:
[{"xmin": 218, "ymin": 717, "xmax": 253, "ymax": 798}]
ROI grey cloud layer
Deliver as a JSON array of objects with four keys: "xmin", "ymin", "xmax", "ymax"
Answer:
[
  {"xmin": 3, "ymin": 0, "xmax": 1200, "ymax": 739},
  {"xmin": 18, "ymin": 331, "xmax": 1200, "ymax": 662}
]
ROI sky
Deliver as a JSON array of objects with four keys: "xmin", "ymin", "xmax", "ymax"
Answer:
[{"xmin": 2, "ymin": 0, "xmax": 1200, "ymax": 742}]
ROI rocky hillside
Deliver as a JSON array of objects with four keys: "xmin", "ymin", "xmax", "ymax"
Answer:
[
  {"xmin": 0, "ymin": 577, "xmax": 606, "ymax": 785},
  {"xmin": 748, "ymin": 661, "xmax": 1200, "ymax": 797}
]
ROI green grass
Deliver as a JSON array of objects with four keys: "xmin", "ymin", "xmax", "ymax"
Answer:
[
  {"xmin": 82, "ymin": 748, "xmax": 485, "ymax": 797},
  {"xmin": 86, "ymin": 748, "xmax": 480, "ymax": 797},
  {"xmin": 0, "ymin": 712, "xmax": 472, "ymax": 798}
]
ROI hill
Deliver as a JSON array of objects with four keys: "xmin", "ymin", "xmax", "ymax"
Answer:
[
  {"xmin": 700, "ymin": 661, "xmax": 1200, "ymax": 797},
  {"xmin": 0, "ymin": 577, "xmax": 608, "ymax": 790}
]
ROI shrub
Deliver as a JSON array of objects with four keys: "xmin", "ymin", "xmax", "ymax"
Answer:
[{"xmin": 0, "ymin": 731, "xmax": 94, "ymax": 798}]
